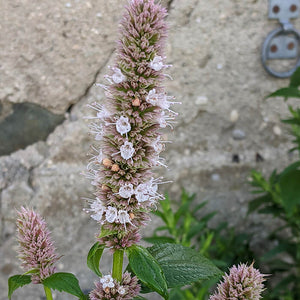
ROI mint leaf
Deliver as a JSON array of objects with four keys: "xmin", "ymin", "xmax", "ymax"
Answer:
[
  {"xmin": 126, "ymin": 245, "xmax": 168, "ymax": 299},
  {"xmin": 87, "ymin": 242, "xmax": 105, "ymax": 277},
  {"xmin": 43, "ymin": 272, "xmax": 85, "ymax": 299},
  {"xmin": 8, "ymin": 275, "xmax": 31, "ymax": 299},
  {"xmin": 148, "ymin": 243, "xmax": 222, "ymax": 288}
]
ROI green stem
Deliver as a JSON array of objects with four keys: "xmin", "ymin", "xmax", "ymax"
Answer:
[
  {"xmin": 43, "ymin": 285, "xmax": 53, "ymax": 300},
  {"xmin": 112, "ymin": 249, "xmax": 124, "ymax": 282}
]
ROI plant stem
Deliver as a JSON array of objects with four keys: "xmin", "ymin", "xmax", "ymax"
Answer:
[
  {"xmin": 43, "ymin": 286, "xmax": 53, "ymax": 300},
  {"xmin": 112, "ymin": 249, "xmax": 124, "ymax": 282}
]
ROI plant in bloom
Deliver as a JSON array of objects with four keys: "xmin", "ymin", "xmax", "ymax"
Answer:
[
  {"xmin": 16, "ymin": 207, "xmax": 59, "ymax": 284},
  {"xmin": 9, "ymin": 1, "xmax": 244, "ymax": 299},
  {"xmin": 89, "ymin": 272, "xmax": 140, "ymax": 300},
  {"xmin": 209, "ymin": 263, "xmax": 266, "ymax": 300},
  {"xmin": 85, "ymin": 0, "xmax": 178, "ymax": 252}
]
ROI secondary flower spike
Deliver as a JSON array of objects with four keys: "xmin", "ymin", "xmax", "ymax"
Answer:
[
  {"xmin": 16, "ymin": 207, "xmax": 59, "ymax": 284},
  {"xmin": 85, "ymin": 0, "xmax": 178, "ymax": 250},
  {"xmin": 209, "ymin": 263, "xmax": 266, "ymax": 300},
  {"xmin": 89, "ymin": 272, "xmax": 140, "ymax": 300}
]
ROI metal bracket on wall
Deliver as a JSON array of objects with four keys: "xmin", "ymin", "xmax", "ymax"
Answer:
[{"xmin": 262, "ymin": 0, "xmax": 300, "ymax": 78}]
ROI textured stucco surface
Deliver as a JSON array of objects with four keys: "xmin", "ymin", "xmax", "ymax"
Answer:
[{"xmin": 1, "ymin": 0, "xmax": 299, "ymax": 299}]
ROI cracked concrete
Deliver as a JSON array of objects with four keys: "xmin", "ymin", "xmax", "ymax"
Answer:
[{"xmin": 1, "ymin": 0, "xmax": 300, "ymax": 299}]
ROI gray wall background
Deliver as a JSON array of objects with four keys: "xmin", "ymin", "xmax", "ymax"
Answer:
[{"xmin": 1, "ymin": 0, "xmax": 299, "ymax": 299}]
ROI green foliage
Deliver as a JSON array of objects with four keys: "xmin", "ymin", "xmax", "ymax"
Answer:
[
  {"xmin": 126, "ymin": 244, "xmax": 169, "ymax": 299},
  {"xmin": 42, "ymin": 272, "xmax": 87, "ymax": 299},
  {"xmin": 8, "ymin": 275, "xmax": 31, "ymax": 299},
  {"xmin": 87, "ymin": 242, "xmax": 105, "ymax": 277},
  {"xmin": 146, "ymin": 190, "xmax": 254, "ymax": 299},
  {"xmin": 248, "ymin": 67, "xmax": 300, "ymax": 299},
  {"xmin": 148, "ymin": 243, "xmax": 222, "ymax": 288}
]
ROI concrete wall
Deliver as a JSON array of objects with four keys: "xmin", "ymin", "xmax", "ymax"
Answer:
[{"xmin": 1, "ymin": 0, "xmax": 299, "ymax": 298}]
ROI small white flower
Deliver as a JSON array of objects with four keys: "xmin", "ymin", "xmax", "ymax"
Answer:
[
  {"xmin": 116, "ymin": 116, "xmax": 131, "ymax": 135},
  {"xmin": 86, "ymin": 103, "xmax": 112, "ymax": 120},
  {"xmin": 135, "ymin": 183, "xmax": 150, "ymax": 203},
  {"xmin": 146, "ymin": 89, "xmax": 161, "ymax": 106},
  {"xmin": 119, "ymin": 184, "xmax": 134, "ymax": 198},
  {"xmin": 105, "ymin": 67, "xmax": 126, "ymax": 84},
  {"xmin": 120, "ymin": 141, "xmax": 135, "ymax": 160},
  {"xmin": 149, "ymin": 55, "xmax": 171, "ymax": 71},
  {"xmin": 105, "ymin": 206, "xmax": 118, "ymax": 223},
  {"xmin": 117, "ymin": 210, "xmax": 131, "ymax": 225},
  {"xmin": 87, "ymin": 147, "xmax": 103, "ymax": 169},
  {"xmin": 112, "ymin": 67, "xmax": 126, "ymax": 84},
  {"xmin": 152, "ymin": 137, "xmax": 164, "ymax": 153},
  {"xmin": 100, "ymin": 275, "xmax": 115, "ymax": 289},
  {"xmin": 146, "ymin": 89, "xmax": 180, "ymax": 114},
  {"xmin": 90, "ymin": 198, "xmax": 105, "ymax": 222},
  {"xmin": 89, "ymin": 123, "xmax": 104, "ymax": 141},
  {"xmin": 118, "ymin": 286, "xmax": 126, "ymax": 295},
  {"xmin": 157, "ymin": 111, "xmax": 175, "ymax": 129}
]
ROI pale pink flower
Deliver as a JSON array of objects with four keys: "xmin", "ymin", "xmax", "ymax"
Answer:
[
  {"xmin": 209, "ymin": 263, "xmax": 266, "ymax": 300},
  {"xmin": 16, "ymin": 207, "xmax": 59, "ymax": 284}
]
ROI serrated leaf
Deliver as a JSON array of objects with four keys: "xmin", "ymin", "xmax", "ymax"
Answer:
[
  {"xmin": 126, "ymin": 245, "xmax": 168, "ymax": 299},
  {"xmin": 267, "ymin": 87, "xmax": 300, "ymax": 100},
  {"xmin": 43, "ymin": 272, "xmax": 85, "ymax": 299},
  {"xmin": 148, "ymin": 243, "xmax": 222, "ymax": 288},
  {"xmin": 143, "ymin": 236, "xmax": 176, "ymax": 244},
  {"xmin": 87, "ymin": 242, "xmax": 105, "ymax": 277},
  {"xmin": 8, "ymin": 275, "xmax": 31, "ymax": 299}
]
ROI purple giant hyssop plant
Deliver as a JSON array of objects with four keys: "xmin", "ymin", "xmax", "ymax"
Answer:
[
  {"xmin": 85, "ymin": 0, "xmax": 179, "ymax": 297},
  {"xmin": 8, "ymin": 1, "xmax": 266, "ymax": 300}
]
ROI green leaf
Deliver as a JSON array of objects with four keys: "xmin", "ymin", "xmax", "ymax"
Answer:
[
  {"xmin": 87, "ymin": 242, "xmax": 105, "ymax": 277},
  {"xmin": 267, "ymin": 87, "xmax": 300, "ymax": 100},
  {"xmin": 143, "ymin": 236, "xmax": 176, "ymax": 244},
  {"xmin": 290, "ymin": 67, "xmax": 300, "ymax": 87},
  {"xmin": 98, "ymin": 227, "xmax": 118, "ymax": 238},
  {"xmin": 43, "ymin": 272, "xmax": 85, "ymax": 299},
  {"xmin": 148, "ymin": 243, "xmax": 222, "ymax": 288},
  {"xmin": 126, "ymin": 245, "xmax": 169, "ymax": 299},
  {"xmin": 279, "ymin": 169, "xmax": 300, "ymax": 214},
  {"xmin": 248, "ymin": 194, "xmax": 272, "ymax": 214},
  {"xmin": 278, "ymin": 161, "xmax": 300, "ymax": 179},
  {"xmin": 8, "ymin": 275, "xmax": 31, "ymax": 299},
  {"xmin": 133, "ymin": 296, "xmax": 148, "ymax": 300}
]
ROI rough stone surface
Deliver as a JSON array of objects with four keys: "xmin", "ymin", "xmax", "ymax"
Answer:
[
  {"xmin": 1, "ymin": 0, "xmax": 300, "ymax": 299},
  {"xmin": 0, "ymin": 103, "xmax": 64, "ymax": 155}
]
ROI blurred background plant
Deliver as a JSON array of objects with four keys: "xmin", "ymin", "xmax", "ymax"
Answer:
[
  {"xmin": 145, "ymin": 190, "xmax": 255, "ymax": 300},
  {"xmin": 247, "ymin": 68, "xmax": 300, "ymax": 300}
]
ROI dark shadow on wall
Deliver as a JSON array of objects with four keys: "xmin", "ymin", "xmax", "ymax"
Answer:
[{"xmin": 0, "ymin": 102, "xmax": 64, "ymax": 156}]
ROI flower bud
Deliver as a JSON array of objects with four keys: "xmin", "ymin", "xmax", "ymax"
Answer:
[
  {"xmin": 132, "ymin": 98, "xmax": 141, "ymax": 107},
  {"xmin": 102, "ymin": 158, "xmax": 113, "ymax": 168},
  {"xmin": 111, "ymin": 164, "xmax": 120, "ymax": 172}
]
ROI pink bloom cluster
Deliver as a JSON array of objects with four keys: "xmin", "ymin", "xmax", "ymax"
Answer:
[
  {"xmin": 16, "ymin": 207, "xmax": 59, "ymax": 284},
  {"xmin": 209, "ymin": 263, "xmax": 266, "ymax": 300},
  {"xmin": 85, "ymin": 0, "xmax": 178, "ymax": 250},
  {"xmin": 89, "ymin": 272, "xmax": 140, "ymax": 300}
]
